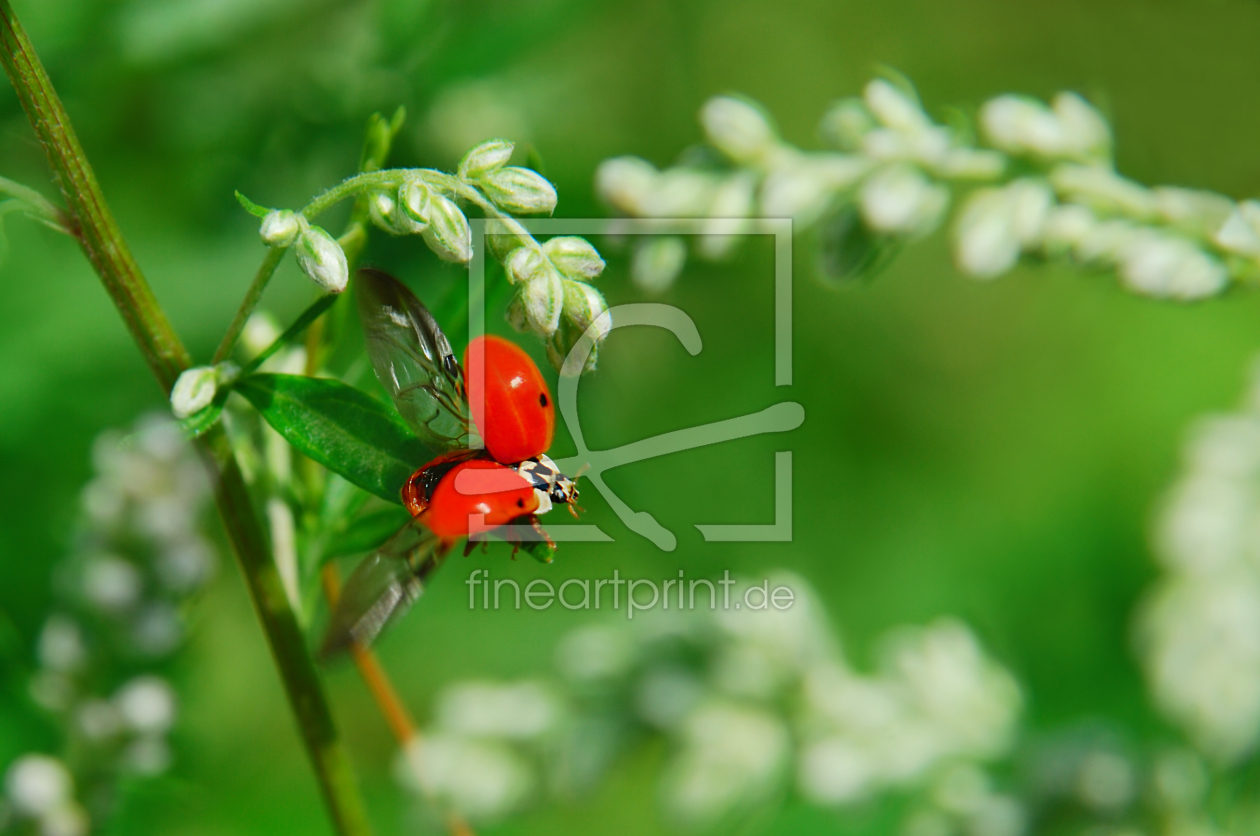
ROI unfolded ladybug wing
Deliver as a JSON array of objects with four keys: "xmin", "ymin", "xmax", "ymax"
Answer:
[
  {"xmin": 319, "ymin": 522, "xmax": 446, "ymax": 658},
  {"xmin": 356, "ymin": 268, "xmax": 474, "ymax": 452}
]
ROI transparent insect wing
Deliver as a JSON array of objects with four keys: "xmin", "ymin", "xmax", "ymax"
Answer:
[
  {"xmin": 356, "ymin": 268, "xmax": 478, "ymax": 451},
  {"xmin": 319, "ymin": 522, "xmax": 445, "ymax": 658}
]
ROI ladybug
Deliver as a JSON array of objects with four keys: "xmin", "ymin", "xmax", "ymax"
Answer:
[
  {"xmin": 321, "ymin": 268, "xmax": 580, "ymax": 656},
  {"xmin": 465, "ymin": 335, "xmax": 555, "ymax": 464}
]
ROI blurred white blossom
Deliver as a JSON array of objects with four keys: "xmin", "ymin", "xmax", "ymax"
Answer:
[
  {"xmin": 596, "ymin": 75, "xmax": 1249, "ymax": 300},
  {"xmin": 5, "ymin": 416, "xmax": 214, "ymax": 836},
  {"xmin": 1138, "ymin": 361, "xmax": 1260, "ymax": 763}
]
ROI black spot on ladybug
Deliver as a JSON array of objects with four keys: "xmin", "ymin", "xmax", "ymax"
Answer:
[
  {"xmin": 516, "ymin": 498, "xmax": 525, "ymax": 508},
  {"xmin": 539, "ymin": 393, "xmax": 548, "ymax": 407}
]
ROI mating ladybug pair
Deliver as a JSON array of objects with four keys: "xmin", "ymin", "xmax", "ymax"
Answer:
[{"xmin": 321, "ymin": 268, "xmax": 580, "ymax": 656}]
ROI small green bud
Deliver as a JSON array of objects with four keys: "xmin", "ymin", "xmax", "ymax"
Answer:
[
  {"xmin": 504, "ymin": 246, "xmax": 548, "ymax": 285},
  {"xmin": 542, "ymin": 236, "xmax": 605, "ymax": 280},
  {"xmin": 561, "ymin": 279, "xmax": 610, "ymax": 343},
  {"xmin": 367, "ymin": 191, "xmax": 408, "ymax": 236},
  {"xmin": 398, "ymin": 179, "xmax": 431, "ymax": 233},
  {"xmin": 864, "ymin": 78, "xmax": 931, "ymax": 134},
  {"xmin": 458, "ymin": 139, "xmax": 515, "ymax": 180},
  {"xmin": 700, "ymin": 96, "xmax": 777, "ymax": 164},
  {"xmin": 421, "ymin": 194, "xmax": 472, "ymax": 263},
  {"xmin": 478, "ymin": 167, "xmax": 558, "ymax": 215},
  {"xmin": 259, "ymin": 210, "xmax": 303, "ymax": 247},
  {"xmin": 632, "ymin": 236, "xmax": 688, "ymax": 292},
  {"xmin": 295, "ymin": 225, "xmax": 349, "ymax": 292},
  {"xmin": 819, "ymin": 98, "xmax": 876, "ymax": 151},
  {"xmin": 596, "ymin": 156, "xmax": 658, "ymax": 215},
  {"xmin": 517, "ymin": 265, "xmax": 565, "ymax": 336},
  {"xmin": 170, "ymin": 366, "xmax": 218, "ymax": 419}
]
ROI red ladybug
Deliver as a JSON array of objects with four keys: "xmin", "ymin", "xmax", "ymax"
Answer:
[
  {"xmin": 403, "ymin": 457, "xmax": 540, "ymax": 539},
  {"xmin": 464, "ymin": 335, "xmax": 555, "ymax": 464},
  {"xmin": 321, "ymin": 268, "xmax": 579, "ymax": 656}
]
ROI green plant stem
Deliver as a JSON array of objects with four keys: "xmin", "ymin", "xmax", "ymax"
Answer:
[
  {"xmin": 213, "ymin": 245, "xmax": 286, "ymax": 364},
  {"xmin": 0, "ymin": 5, "xmax": 372, "ymax": 834}
]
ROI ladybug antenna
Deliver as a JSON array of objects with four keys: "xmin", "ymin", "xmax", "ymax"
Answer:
[{"xmin": 573, "ymin": 462, "xmax": 591, "ymax": 480}]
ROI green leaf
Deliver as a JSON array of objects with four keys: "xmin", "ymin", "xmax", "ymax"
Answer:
[
  {"xmin": 324, "ymin": 505, "xmax": 412, "ymax": 560},
  {"xmin": 235, "ymin": 374, "xmax": 436, "ymax": 503},
  {"xmin": 235, "ymin": 190, "xmax": 271, "ymax": 218}
]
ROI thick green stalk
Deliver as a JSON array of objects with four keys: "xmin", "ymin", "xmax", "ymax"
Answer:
[{"xmin": 0, "ymin": 4, "xmax": 371, "ymax": 834}]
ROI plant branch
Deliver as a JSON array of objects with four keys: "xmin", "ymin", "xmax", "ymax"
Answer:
[{"xmin": 0, "ymin": 4, "xmax": 371, "ymax": 833}]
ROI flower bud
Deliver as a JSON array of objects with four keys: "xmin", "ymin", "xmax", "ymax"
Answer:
[
  {"xmin": 761, "ymin": 153, "xmax": 869, "ymax": 224},
  {"xmin": 1156, "ymin": 187, "xmax": 1234, "ymax": 240},
  {"xmin": 561, "ymin": 279, "xmax": 611, "ymax": 343},
  {"xmin": 1051, "ymin": 92, "xmax": 1111, "ymax": 159},
  {"xmin": 1008, "ymin": 179, "xmax": 1054, "ymax": 244},
  {"xmin": 819, "ymin": 98, "xmax": 875, "ymax": 151},
  {"xmin": 859, "ymin": 164, "xmax": 949, "ymax": 236},
  {"xmin": 170, "ymin": 366, "xmax": 218, "ymax": 419},
  {"xmin": 1039, "ymin": 204, "xmax": 1097, "ymax": 256},
  {"xmin": 954, "ymin": 189, "xmax": 1019, "ymax": 279},
  {"xmin": 421, "ymin": 194, "xmax": 473, "ymax": 263},
  {"xmin": 368, "ymin": 191, "xmax": 408, "ymax": 236},
  {"xmin": 515, "ymin": 265, "xmax": 565, "ymax": 336},
  {"xmin": 1074, "ymin": 218, "xmax": 1138, "ymax": 264},
  {"xmin": 478, "ymin": 167, "xmax": 558, "ymax": 214},
  {"xmin": 1214, "ymin": 202, "xmax": 1260, "ymax": 257},
  {"xmin": 543, "ymin": 236, "xmax": 605, "ymax": 280},
  {"xmin": 398, "ymin": 179, "xmax": 432, "ymax": 233},
  {"xmin": 1050, "ymin": 164, "xmax": 1157, "ymax": 219},
  {"xmin": 596, "ymin": 157, "xmax": 658, "ymax": 215},
  {"xmin": 259, "ymin": 210, "xmax": 303, "ymax": 248},
  {"xmin": 864, "ymin": 78, "xmax": 931, "ymax": 134},
  {"xmin": 1120, "ymin": 231, "xmax": 1227, "ymax": 300},
  {"xmin": 458, "ymin": 139, "xmax": 515, "ymax": 179},
  {"xmin": 700, "ymin": 96, "xmax": 777, "ymax": 164},
  {"xmin": 632, "ymin": 236, "xmax": 687, "ymax": 292},
  {"xmin": 504, "ymin": 246, "xmax": 548, "ymax": 285},
  {"xmin": 295, "ymin": 225, "xmax": 349, "ymax": 292},
  {"xmin": 981, "ymin": 95, "xmax": 1062, "ymax": 157}
]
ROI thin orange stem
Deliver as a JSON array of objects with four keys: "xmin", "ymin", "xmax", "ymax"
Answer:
[{"xmin": 319, "ymin": 563, "xmax": 477, "ymax": 836}]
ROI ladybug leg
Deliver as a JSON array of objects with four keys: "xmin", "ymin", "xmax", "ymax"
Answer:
[
  {"xmin": 461, "ymin": 539, "xmax": 476, "ymax": 558},
  {"xmin": 527, "ymin": 515, "xmax": 556, "ymax": 550}
]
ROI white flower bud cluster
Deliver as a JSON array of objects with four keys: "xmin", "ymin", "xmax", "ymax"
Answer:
[
  {"xmin": 596, "ymin": 74, "xmax": 1254, "ymax": 302},
  {"xmin": 263, "ymin": 138, "xmax": 602, "ymax": 371},
  {"xmin": 402, "ymin": 572, "xmax": 1023, "ymax": 831},
  {"xmin": 7, "ymin": 415, "xmax": 214, "ymax": 833},
  {"xmin": 502, "ymin": 235, "xmax": 610, "ymax": 374},
  {"xmin": 1138, "ymin": 362, "xmax": 1260, "ymax": 763},
  {"xmin": 258, "ymin": 210, "xmax": 350, "ymax": 293}
]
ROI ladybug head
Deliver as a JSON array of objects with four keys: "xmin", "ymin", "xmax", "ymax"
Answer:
[{"xmin": 550, "ymin": 473, "xmax": 579, "ymax": 506}]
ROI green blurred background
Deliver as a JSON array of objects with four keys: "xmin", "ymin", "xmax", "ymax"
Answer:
[{"xmin": 3, "ymin": 0, "xmax": 1260, "ymax": 833}]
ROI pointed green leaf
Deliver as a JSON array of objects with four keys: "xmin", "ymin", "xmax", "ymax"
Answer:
[{"xmin": 235, "ymin": 374, "xmax": 436, "ymax": 503}]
